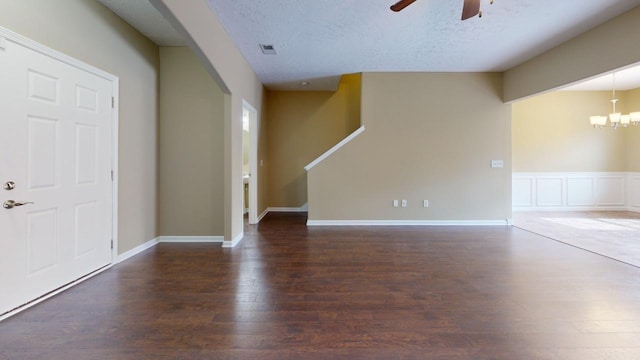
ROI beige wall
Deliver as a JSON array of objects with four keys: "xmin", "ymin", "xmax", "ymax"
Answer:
[
  {"xmin": 266, "ymin": 74, "xmax": 361, "ymax": 207},
  {"xmin": 512, "ymin": 91, "xmax": 628, "ymax": 172},
  {"xmin": 154, "ymin": 0, "xmax": 264, "ymax": 241},
  {"xmin": 158, "ymin": 47, "xmax": 224, "ymax": 236},
  {"xmin": 627, "ymin": 88, "xmax": 640, "ymax": 172},
  {"xmin": 504, "ymin": 6, "xmax": 640, "ymax": 102},
  {"xmin": 0, "ymin": 0, "xmax": 160, "ymax": 254},
  {"xmin": 308, "ymin": 72, "xmax": 511, "ymax": 221}
]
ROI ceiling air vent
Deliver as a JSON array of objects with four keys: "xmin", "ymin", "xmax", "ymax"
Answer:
[{"xmin": 259, "ymin": 44, "xmax": 276, "ymax": 55}]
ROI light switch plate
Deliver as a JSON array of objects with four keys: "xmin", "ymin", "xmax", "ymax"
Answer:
[{"xmin": 491, "ymin": 160, "xmax": 504, "ymax": 168}]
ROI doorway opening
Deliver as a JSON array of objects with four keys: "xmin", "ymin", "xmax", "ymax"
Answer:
[
  {"xmin": 511, "ymin": 64, "xmax": 640, "ymax": 266},
  {"xmin": 243, "ymin": 101, "xmax": 259, "ymax": 224}
]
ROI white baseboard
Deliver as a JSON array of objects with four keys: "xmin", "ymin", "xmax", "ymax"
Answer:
[
  {"xmin": 306, "ymin": 219, "xmax": 511, "ymax": 226},
  {"xmin": 255, "ymin": 205, "xmax": 306, "ymax": 223},
  {"xmin": 513, "ymin": 206, "xmax": 628, "ymax": 212},
  {"xmin": 116, "ymin": 237, "xmax": 159, "ymax": 264},
  {"xmin": 257, "ymin": 208, "xmax": 269, "ymax": 222},
  {"xmin": 223, "ymin": 232, "xmax": 243, "ymax": 248},
  {"xmin": 116, "ymin": 235, "xmax": 225, "ymax": 264},
  {"xmin": 158, "ymin": 236, "xmax": 224, "ymax": 243},
  {"xmin": 268, "ymin": 204, "xmax": 308, "ymax": 213}
]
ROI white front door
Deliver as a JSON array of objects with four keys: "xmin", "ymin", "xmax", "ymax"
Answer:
[{"xmin": 0, "ymin": 34, "xmax": 114, "ymax": 315}]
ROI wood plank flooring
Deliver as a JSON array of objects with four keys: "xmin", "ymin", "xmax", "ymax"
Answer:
[{"xmin": 2, "ymin": 212, "xmax": 640, "ymax": 359}]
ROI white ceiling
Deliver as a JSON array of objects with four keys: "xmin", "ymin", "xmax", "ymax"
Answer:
[{"xmin": 98, "ymin": 0, "xmax": 640, "ymax": 91}]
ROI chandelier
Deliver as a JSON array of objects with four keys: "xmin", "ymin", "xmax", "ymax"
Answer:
[{"xmin": 589, "ymin": 73, "xmax": 640, "ymax": 129}]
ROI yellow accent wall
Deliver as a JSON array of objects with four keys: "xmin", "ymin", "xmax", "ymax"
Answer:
[
  {"xmin": 266, "ymin": 74, "xmax": 361, "ymax": 207},
  {"xmin": 512, "ymin": 91, "xmax": 628, "ymax": 172}
]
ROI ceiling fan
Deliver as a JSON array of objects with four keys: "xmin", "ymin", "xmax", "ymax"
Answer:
[{"xmin": 390, "ymin": 0, "xmax": 493, "ymax": 20}]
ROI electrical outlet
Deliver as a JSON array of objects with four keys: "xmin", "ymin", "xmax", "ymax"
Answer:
[
  {"xmin": 423, "ymin": 200, "xmax": 429, "ymax": 208},
  {"xmin": 393, "ymin": 200, "xmax": 399, "ymax": 208},
  {"xmin": 401, "ymin": 200, "xmax": 407, "ymax": 208}
]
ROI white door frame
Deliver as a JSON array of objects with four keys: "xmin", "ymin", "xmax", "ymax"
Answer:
[
  {"xmin": 0, "ymin": 27, "xmax": 119, "ymax": 317},
  {"xmin": 242, "ymin": 100, "xmax": 258, "ymax": 224}
]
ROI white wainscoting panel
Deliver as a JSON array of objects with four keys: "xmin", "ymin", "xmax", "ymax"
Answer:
[
  {"xmin": 512, "ymin": 178, "xmax": 533, "ymax": 207},
  {"xmin": 535, "ymin": 177, "xmax": 563, "ymax": 207},
  {"xmin": 566, "ymin": 177, "xmax": 594, "ymax": 206},
  {"xmin": 629, "ymin": 174, "xmax": 640, "ymax": 212},
  {"xmin": 513, "ymin": 172, "xmax": 634, "ymax": 211},
  {"xmin": 595, "ymin": 176, "xmax": 625, "ymax": 206}
]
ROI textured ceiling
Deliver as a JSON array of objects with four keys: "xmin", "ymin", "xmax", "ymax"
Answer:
[
  {"xmin": 205, "ymin": 0, "xmax": 640, "ymax": 90},
  {"xmin": 98, "ymin": 0, "xmax": 640, "ymax": 91}
]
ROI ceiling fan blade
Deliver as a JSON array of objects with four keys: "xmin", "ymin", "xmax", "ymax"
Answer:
[
  {"xmin": 390, "ymin": 0, "xmax": 417, "ymax": 12},
  {"xmin": 461, "ymin": 0, "xmax": 480, "ymax": 20}
]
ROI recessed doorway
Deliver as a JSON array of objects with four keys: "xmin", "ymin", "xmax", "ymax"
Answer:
[{"xmin": 243, "ymin": 101, "xmax": 258, "ymax": 224}]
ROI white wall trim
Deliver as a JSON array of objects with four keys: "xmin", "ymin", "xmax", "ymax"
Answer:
[
  {"xmin": 513, "ymin": 172, "xmax": 639, "ymax": 212},
  {"xmin": 116, "ymin": 237, "xmax": 160, "ymax": 264},
  {"xmin": 223, "ymin": 232, "xmax": 244, "ymax": 248},
  {"xmin": 116, "ymin": 235, "xmax": 226, "ymax": 264},
  {"xmin": 257, "ymin": 208, "xmax": 269, "ymax": 222},
  {"xmin": 158, "ymin": 236, "xmax": 224, "ymax": 243},
  {"xmin": 253, "ymin": 205, "xmax": 307, "ymax": 223},
  {"xmin": 267, "ymin": 204, "xmax": 308, "ymax": 213},
  {"xmin": 304, "ymin": 126, "xmax": 365, "ymax": 171},
  {"xmin": 514, "ymin": 206, "xmax": 631, "ymax": 212},
  {"xmin": 629, "ymin": 172, "xmax": 640, "ymax": 212},
  {"xmin": 307, "ymin": 219, "xmax": 510, "ymax": 226},
  {"xmin": 111, "ymin": 79, "xmax": 120, "ymax": 264}
]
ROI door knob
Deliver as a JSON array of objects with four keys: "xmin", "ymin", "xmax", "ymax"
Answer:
[{"xmin": 3, "ymin": 200, "xmax": 34, "ymax": 209}]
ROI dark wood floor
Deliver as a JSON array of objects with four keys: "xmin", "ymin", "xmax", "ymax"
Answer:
[{"xmin": 2, "ymin": 213, "xmax": 640, "ymax": 359}]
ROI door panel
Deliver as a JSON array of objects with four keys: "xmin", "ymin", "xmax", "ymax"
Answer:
[
  {"xmin": 26, "ymin": 209, "xmax": 58, "ymax": 275},
  {"xmin": 74, "ymin": 201, "xmax": 98, "ymax": 257},
  {"xmin": 75, "ymin": 124, "xmax": 98, "ymax": 185},
  {"xmin": 27, "ymin": 115, "xmax": 59, "ymax": 189},
  {"xmin": 1, "ymin": 35, "xmax": 113, "ymax": 315}
]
